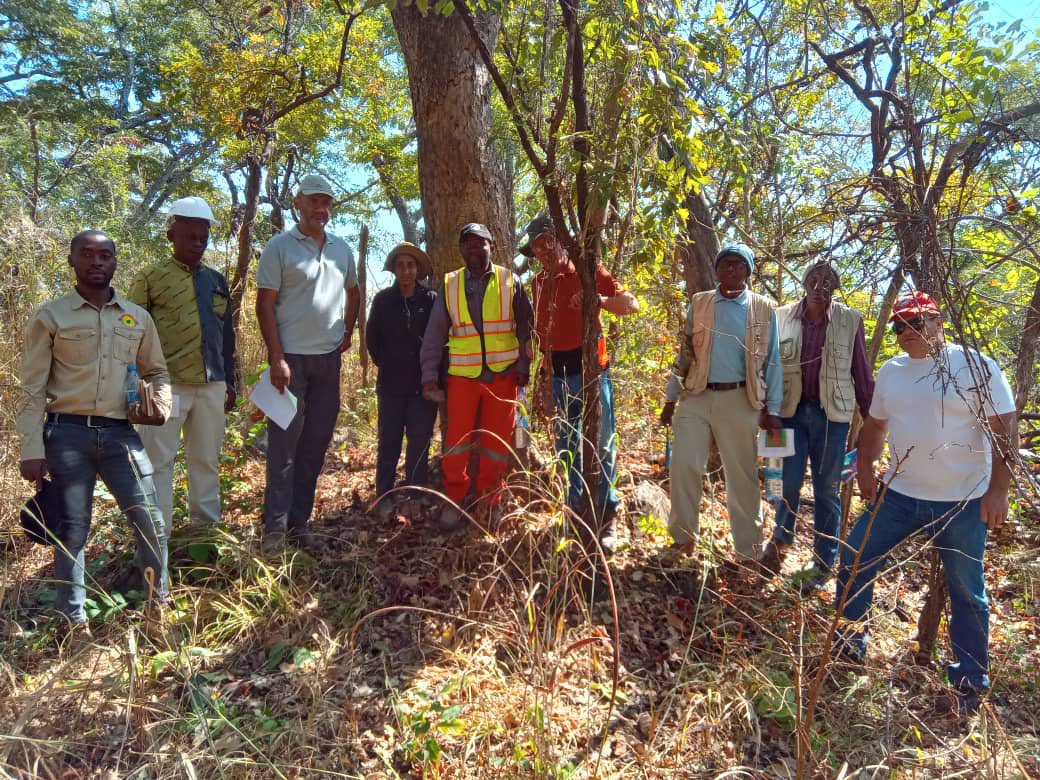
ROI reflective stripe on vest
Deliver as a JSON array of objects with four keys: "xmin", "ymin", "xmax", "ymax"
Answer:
[{"xmin": 445, "ymin": 265, "xmax": 520, "ymax": 377}]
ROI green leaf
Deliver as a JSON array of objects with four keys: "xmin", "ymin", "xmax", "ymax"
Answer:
[{"xmin": 188, "ymin": 542, "xmax": 218, "ymax": 563}]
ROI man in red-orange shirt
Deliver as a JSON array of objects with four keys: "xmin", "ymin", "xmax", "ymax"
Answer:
[{"xmin": 521, "ymin": 214, "xmax": 639, "ymax": 550}]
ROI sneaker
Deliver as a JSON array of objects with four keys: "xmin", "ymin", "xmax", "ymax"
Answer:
[
  {"xmin": 289, "ymin": 529, "xmax": 327, "ymax": 555},
  {"xmin": 598, "ymin": 508, "xmax": 620, "ymax": 555},
  {"xmin": 261, "ymin": 531, "xmax": 286, "ymax": 555},
  {"xmin": 438, "ymin": 505, "xmax": 463, "ymax": 531},
  {"xmin": 796, "ymin": 566, "xmax": 831, "ymax": 595},
  {"xmin": 952, "ymin": 681, "xmax": 984, "ymax": 716}
]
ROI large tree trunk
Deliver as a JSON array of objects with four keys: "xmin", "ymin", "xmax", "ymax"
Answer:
[
  {"xmin": 229, "ymin": 138, "xmax": 274, "ymax": 332},
  {"xmin": 1015, "ymin": 274, "xmax": 1040, "ymax": 413},
  {"xmin": 392, "ymin": 2, "xmax": 513, "ymax": 282},
  {"xmin": 678, "ymin": 189, "xmax": 718, "ymax": 294}
]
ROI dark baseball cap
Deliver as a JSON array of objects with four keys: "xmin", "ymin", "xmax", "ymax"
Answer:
[
  {"xmin": 459, "ymin": 223, "xmax": 493, "ymax": 242},
  {"xmin": 518, "ymin": 213, "xmax": 554, "ymax": 257}
]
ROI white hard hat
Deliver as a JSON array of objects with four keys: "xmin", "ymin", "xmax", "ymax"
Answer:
[{"xmin": 165, "ymin": 196, "xmax": 219, "ymax": 226}]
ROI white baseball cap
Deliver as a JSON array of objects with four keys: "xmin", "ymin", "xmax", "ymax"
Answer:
[{"xmin": 166, "ymin": 196, "xmax": 219, "ymax": 226}]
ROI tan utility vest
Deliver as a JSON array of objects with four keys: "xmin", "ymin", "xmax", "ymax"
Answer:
[
  {"xmin": 683, "ymin": 289, "xmax": 777, "ymax": 410},
  {"xmin": 776, "ymin": 301, "xmax": 861, "ymax": 422}
]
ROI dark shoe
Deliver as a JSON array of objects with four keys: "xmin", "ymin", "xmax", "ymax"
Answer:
[
  {"xmin": 952, "ymin": 681, "xmax": 984, "ymax": 716},
  {"xmin": 439, "ymin": 505, "xmax": 463, "ymax": 532},
  {"xmin": 261, "ymin": 532, "xmax": 285, "ymax": 555},
  {"xmin": 58, "ymin": 621, "xmax": 93, "ymax": 656},
  {"xmin": 289, "ymin": 529, "xmax": 327, "ymax": 555},
  {"xmin": 793, "ymin": 565, "xmax": 832, "ymax": 596},
  {"xmin": 760, "ymin": 540, "xmax": 784, "ymax": 576},
  {"xmin": 373, "ymin": 497, "xmax": 396, "ymax": 521}
]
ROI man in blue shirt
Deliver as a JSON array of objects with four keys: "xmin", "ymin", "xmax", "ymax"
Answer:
[{"xmin": 660, "ymin": 244, "xmax": 782, "ymax": 571}]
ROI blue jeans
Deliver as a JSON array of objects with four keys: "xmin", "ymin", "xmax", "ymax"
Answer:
[
  {"xmin": 552, "ymin": 369, "xmax": 619, "ymax": 513},
  {"xmin": 44, "ymin": 417, "xmax": 168, "ymax": 624},
  {"xmin": 836, "ymin": 489, "xmax": 989, "ymax": 690},
  {"xmin": 772, "ymin": 400, "xmax": 849, "ymax": 570}
]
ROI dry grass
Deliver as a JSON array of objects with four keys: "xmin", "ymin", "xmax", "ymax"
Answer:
[
  {"xmin": 1, "ymin": 214, "xmax": 1038, "ymax": 778},
  {"xmin": 1, "ymin": 427, "xmax": 1038, "ymax": 778}
]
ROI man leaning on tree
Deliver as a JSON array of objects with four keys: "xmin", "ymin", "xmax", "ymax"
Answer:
[
  {"xmin": 520, "ymin": 213, "xmax": 639, "ymax": 552},
  {"xmin": 419, "ymin": 222, "xmax": 533, "ymax": 531}
]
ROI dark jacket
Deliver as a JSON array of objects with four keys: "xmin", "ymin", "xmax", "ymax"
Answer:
[{"xmin": 366, "ymin": 282, "xmax": 436, "ymax": 396}]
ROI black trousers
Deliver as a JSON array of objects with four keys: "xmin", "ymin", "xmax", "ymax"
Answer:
[
  {"xmin": 376, "ymin": 392, "xmax": 437, "ymax": 498},
  {"xmin": 263, "ymin": 350, "xmax": 341, "ymax": 533}
]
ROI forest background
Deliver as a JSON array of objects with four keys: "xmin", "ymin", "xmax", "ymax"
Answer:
[{"xmin": 1, "ymin": 0, "xmax": 1040, "ymax": 777}]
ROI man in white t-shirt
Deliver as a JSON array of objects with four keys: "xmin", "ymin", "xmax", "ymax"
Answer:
[{"xmin": 835, "ymin": 290, "xmax": 1017, "ymax": 714}]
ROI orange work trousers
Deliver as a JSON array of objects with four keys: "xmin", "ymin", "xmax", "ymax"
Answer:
[{"xmin": 443, "ymin": 371, "xmax": 517, "ymax": 505}]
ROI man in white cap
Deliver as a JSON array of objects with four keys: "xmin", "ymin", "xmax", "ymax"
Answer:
[
  {"xmin": 256, "ymin": 173, "xmax": 360, "ymax": 553},
  {"xmin": 128, "ymin": 196, "xmax": 237, "ymax": 540}
]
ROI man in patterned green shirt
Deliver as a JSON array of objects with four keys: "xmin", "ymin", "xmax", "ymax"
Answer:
[{"xmin": 127, "ymin": 196, "xmax": 237, "ymax": 536}]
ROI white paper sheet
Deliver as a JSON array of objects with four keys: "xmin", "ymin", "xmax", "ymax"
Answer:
[
  {"xmin": 758, "ymin": 428, "xmax": 796, "ymax": 457},
  {"xmin": 249, "ymin": 368, "xmax": 298, "ymax": 430}
]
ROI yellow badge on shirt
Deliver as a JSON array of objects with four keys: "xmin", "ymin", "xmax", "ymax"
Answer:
[{"xmin": 121, "ymin": 314, "xmax": 136, "ymax": 328}]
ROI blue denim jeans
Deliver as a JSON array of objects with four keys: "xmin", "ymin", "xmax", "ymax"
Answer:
[
  {"xmin": 44, "ymin": 417, "xmax": 168, "ymax": 624},
  {"xmin": 552, "ymin": 369, "xmax": 619, "ymax": 513},
  {"xmin": 836, "ymin": 489, "xmax": 990, "ymax": 690},
  {"xmin": 772, "ymin": 400, "xmax": 849, "ymax": 570}
]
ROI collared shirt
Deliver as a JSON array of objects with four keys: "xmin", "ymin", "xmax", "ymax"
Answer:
[
  {"xmin": 665, "ymin": 286, "xmax": 783, "ymax": 413},
  {"xmin": 17, "ymin": 289, "xmax": 172, "ymax": 461},
  {"xmin": 532, "ymin": 263, "xmax": 624, "ymax": 374},
  {"xmin": 256, "ymin": 225, "xmax": 358, "ymax": 355},
  {"xmin": 792, "ymin": 298, "xmax": 874, "ymax": 417},
  {"xmin": 127, "ymin": 256, "xmax": 237, "ymax": 389},
  {"xmin": 419, "ymin": 264, "xmax": 533, "ymax": 384}
]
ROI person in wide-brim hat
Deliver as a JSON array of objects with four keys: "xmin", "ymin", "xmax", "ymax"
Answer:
[{"xmin": 384, "ymin": 242, "xmax": 432, "ymax": 279}]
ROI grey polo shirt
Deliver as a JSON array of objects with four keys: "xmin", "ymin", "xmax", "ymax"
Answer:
[{"xmin": 257, "ymin": 226, "xmax": 358, "ymax": 355}]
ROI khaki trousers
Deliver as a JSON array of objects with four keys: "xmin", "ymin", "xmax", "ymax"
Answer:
[
  {"xmin": 139, "ymin": 381, "xmax": 227, "ymax": 536},
  {"xmin": 668, "ymin": 387, "xmax": 763, "ymax": 559}
]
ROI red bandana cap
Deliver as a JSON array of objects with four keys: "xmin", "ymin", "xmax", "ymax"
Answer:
[{"xmin": 890, "ymin": 290, "xmax": 941, "ymax": 322}]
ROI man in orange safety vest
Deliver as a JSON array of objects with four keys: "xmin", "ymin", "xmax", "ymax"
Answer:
[{"xmin": 419, "ymin": 223, "xmax": 534, "ymax": 530}]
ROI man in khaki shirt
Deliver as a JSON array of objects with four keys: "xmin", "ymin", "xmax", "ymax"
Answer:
[{"xmin": 17, "ymin": 230, "xmax": 172, "ymax": 629}]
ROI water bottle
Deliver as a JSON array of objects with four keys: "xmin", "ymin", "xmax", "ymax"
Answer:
[
  {"xmin": 124, "ymin": 364, "xmax": 141, "ymax": 409},
  {"xmin": 514, "ymin": 388, "xmax": 531, "ymax": 449},
  {"xmin": 764, "ymin": 456, "xmax": 783, "ymax": 502}
]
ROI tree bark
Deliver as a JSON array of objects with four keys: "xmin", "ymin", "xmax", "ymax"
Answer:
[
  {"xmin": 1015, "ymin": 274, "xmax": 1040, "ymax": 413},
  {"xmin": 679, "ymin": 189, "xmax": 718, "ymax": 294},
  {"xmin": 229, "ymin": 139, "xmax": 273, "ymax": 332},
  {"xmin": 358, "ymin": 224, "xmax": 370, "ymax": 388},
  {"xmin": 392, "ymin": 2, "xmax": 513, "ymax": 283}
]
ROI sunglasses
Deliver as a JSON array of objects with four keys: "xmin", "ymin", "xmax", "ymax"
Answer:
[
  {"xmin": 891, "ymin": 315, "xmax": 936, "ymax": 335},
  {"xmin": 805, "ymin": 277, "xmax": 837, "ymax": 292}
]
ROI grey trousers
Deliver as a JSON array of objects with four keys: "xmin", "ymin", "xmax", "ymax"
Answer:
[
  {"xmin": 263, "ymin": 350, "xmax": 341, "ymax": 533},
  {"xmin": 668, "ymin": 387, "xmax": 763, "ymax": 559}
]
